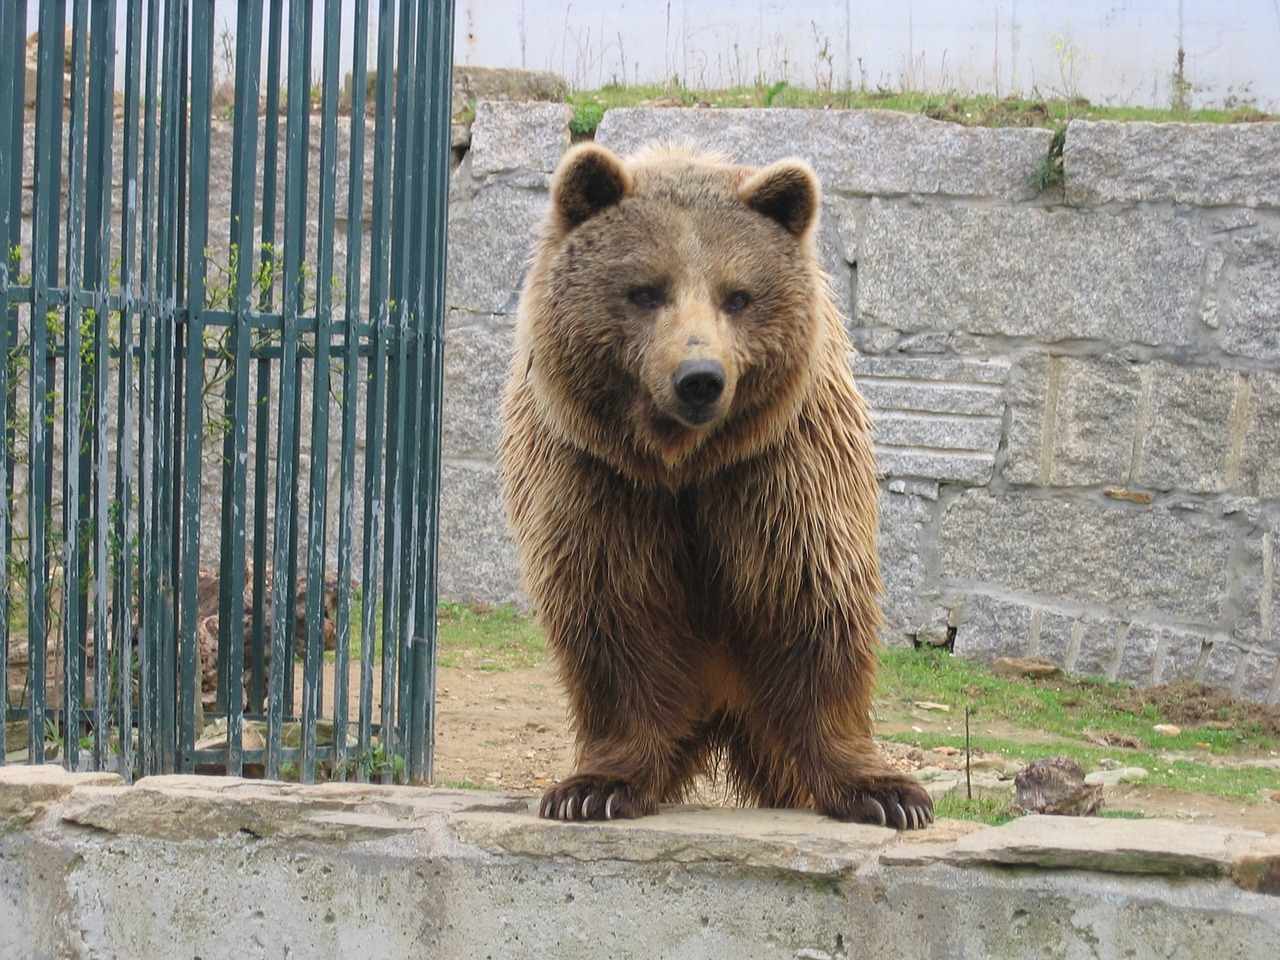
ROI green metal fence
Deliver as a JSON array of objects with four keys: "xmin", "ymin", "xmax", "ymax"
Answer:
[{"xmin": 0, "ymin": 0, "xmax": 454, "ymax": 784}]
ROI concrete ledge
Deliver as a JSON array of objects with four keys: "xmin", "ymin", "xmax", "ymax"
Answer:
[{"xmin": 2, "ymin": 770, "xmax": 1277, "ymax": 958}]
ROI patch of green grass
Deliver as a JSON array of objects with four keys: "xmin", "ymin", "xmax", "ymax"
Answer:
[
  {"xmin": 878, "ymin": 647, "xmax": 1278, "ymax": 755},
  {"xmin": 563, "ymin": 83, "xmax": 1275, "ymax": 136},
  {"xmin": 932, "ymin": 792, "xmax": 1017, "ymax": 827},
  {"xmin": 436, "ymin": 602, "xmax": 546, "ymax": 672},
  {"xmin": 877, "ymin": 646, "xmax": 1279, "ymax": 805}
]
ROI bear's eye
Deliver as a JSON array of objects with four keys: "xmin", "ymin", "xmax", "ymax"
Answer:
[
  {"xmin": 628, "ymin": 287, "xmax": 664, "ymax": 310},
  {"xmin": 723, "ymin": 291, "xmax": 751, "ymax": 314}
]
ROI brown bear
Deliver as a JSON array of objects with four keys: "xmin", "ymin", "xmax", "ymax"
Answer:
[{"xmin": 499, "ymin": 142, "xmax": 932, "ymax": 830}]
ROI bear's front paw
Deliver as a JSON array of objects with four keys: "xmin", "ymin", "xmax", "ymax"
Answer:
[
  {"xmin": 539, "ymin": 775, "xmax": 657, "ymax": 821},
  {"xmin": 822, "ymin": 776, "xmax": 934, "ymax": 830}
]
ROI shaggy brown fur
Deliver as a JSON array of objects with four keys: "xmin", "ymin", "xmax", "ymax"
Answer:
[{"xmin": 499, "ymin": 144, "xmax": 933, "ymax": 830}]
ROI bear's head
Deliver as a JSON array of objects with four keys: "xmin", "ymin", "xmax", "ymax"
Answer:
[{"xmin": 517, "ymin": 143, "xmax": 833, "ymax": 486}]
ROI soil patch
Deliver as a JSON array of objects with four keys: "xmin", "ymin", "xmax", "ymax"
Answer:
[{"xmin": 433, "ymin": 661, "xmax": 1280, "ymax": 834}]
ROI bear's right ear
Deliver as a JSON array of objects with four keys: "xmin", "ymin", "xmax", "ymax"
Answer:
[{"xmin": 551, "ymin": 144, "xmax": 632, "ymax": 230}]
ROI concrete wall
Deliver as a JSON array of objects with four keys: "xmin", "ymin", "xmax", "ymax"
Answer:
[
  {"xmin": 442, "ymin": 104, "xmax": 1280, "ymax": 706},
  {"xmin": 2, "ymin": 769, "xmax": 1277, "ymax": 960}
]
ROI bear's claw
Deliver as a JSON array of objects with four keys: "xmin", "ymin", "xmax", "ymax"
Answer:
[
  {"xmin": 539, "ymin": 776, "xmax": 656, "ymax": 822},
  {"xmin": 823, "ymin": 780, "xmax": 935, "ymax": 830}
]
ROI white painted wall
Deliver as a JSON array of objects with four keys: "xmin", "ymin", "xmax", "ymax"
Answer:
[{"xmin": 454, "ymin": 0, "xmax": 1280, "ymax": 110}]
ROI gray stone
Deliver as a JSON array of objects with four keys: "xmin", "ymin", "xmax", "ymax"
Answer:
[
  {"xmin": 854, "ymin": 357, "xmax": 1008, "ymax": 485},
  {"xmin": 856, "ymin": 203, "xmax": 1204, "ymax": 346},
  {"xmin": 469, "ymin": 101, "xmax": 573, "ymax": 177},
  {"xmin": 1112, "ymin": 625, "xmax": 1160, "ymax": 686},
  {"xmin": 1135, "ymin": 364, "xmax": 1241, "ymax": 494},
  {"xmin": 1235, "ymin": 650, "xmax": 1279, "ymax": 704},
  {"xmin": 950, "ymin": 593, "xmax": 1033, "ymax": 663},
  {"xmin": 438, "ymin": 461, "xmax": 524, "ymax": 608},
  {"xmin": 442, "ymin": 318, "xmax": 514, "ymax": 459},
  {"xmin": 596, "ymin": 108, "xmax": 1054, "ymax": 200},
  {"xmin": 1049, "ymin": 356, "xmax": 1144, "ymax": 488},
  {"xmin": 1240, "ymin": 372, "xmax": 1280, "ymax": 498},
  {"xmin": 874, "ymin": 448, "xmax": 998, "ymax": 486},
  {"xmin": 1197, "ymin": 640, "xmax": 1244, "ymax": 689},
  {"xmin": 816, "ymin": 201, "xmax": 854, "ymax": 318},
  {"xmin": 1216, "ymin": 229, "xmax": 1280, "ymax": 363},
  {"xmin": 1070, "ymin": 617, "xmax": 1125, "ymax": 679},
  {"xmin": 1140, "ymin": 624, "xmax": 1210, "ymax": 686},
  {"xmin": 878, "ymin": 489, "xmax": 936, "ymax": 634},
  {"xmin": 1065, "ymin": 119, "xmax": 1280, "ymax": 208},
  {"xmin": 1001, "ymin": 352, "xmax": 1050, "ymax": 486},
  {"xmin": 873, "ymin": 412, "xmax": 1003, "ymax": 454},
  {"xmin": 937, "ymin": 491, "xmax": 1231, "ymax": 626},
  {"xmin": 1033, "ymin": 611, "xmax": 1077, "ymax": 668},
  {"xmin": 446, "ymin": 181, "xmax": 546, "ymax": 314}
]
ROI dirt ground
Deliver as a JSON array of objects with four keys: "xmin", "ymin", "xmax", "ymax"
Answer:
[{"xmin": 433, "ymin": 662, "xmax": 1280, "ymax": 834}]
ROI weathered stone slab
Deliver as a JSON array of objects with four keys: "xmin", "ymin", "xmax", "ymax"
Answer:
[
  {"xmin": 453, "ymin": 805, "xmax": 895, "ymax": 877},
  {"xmin": 469, "ymin": 101, "xmax": 573, "ymax": 177},
  {"xmin": 943, "ymin": 814, "xmax": 1266, "ymax": 877},
  {"xmin": 937, "ymin": 492, "xmax": 1231, "ymax": 625},
  {"xmin": 0, "ymin": 766, "xmax": 123, "ymax": 828},
  {"xmin": 1135, "ymin": 364, "xmax": 1242, "ymax": 493},
  {"xmin": 856, "ymin": 203, "xmax": 1204, "ymax": 346},
  {"xmin": 596, "ymin": 108, "xmax": 1054, "ymax": 200},
  {"xmin": 60, "ymin": 776, "xmax": 520, "ymax": 842},
  {"xmin": 1065, "ymin": 119, "xmax": 1280, "ymax": 207}
]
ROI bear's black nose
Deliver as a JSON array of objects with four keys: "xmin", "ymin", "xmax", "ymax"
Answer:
[{"xmin": 674, "ymin": 359, "xmax": 725, "ymax": 408}]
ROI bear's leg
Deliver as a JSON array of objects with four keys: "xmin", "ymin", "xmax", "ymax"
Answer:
[
  {"xmin": 538, "ymin": 625, "xmax": 710, "ymax": 822},
  {"xmin": 741, "ymin": 646, "xmax": 934, "ymax": 830}
]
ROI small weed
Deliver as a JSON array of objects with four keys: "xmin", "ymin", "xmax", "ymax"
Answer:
[{"xmin": 1030, "ymin": 125, "xmax": 1067, "ymax": 191}]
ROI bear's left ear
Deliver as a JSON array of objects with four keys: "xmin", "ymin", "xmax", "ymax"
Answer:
[
  {"xmin": 738, "ymin": 160, "xmax": 820, "ymax": 238},
  {"xmin": 551, "ymin": 143, "xmax": 633, "ymax": 231}
]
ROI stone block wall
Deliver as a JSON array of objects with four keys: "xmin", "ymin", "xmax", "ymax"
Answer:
[{"xmin": 442, "ymin": 104, "xmax": 1280, "ymax": 706}]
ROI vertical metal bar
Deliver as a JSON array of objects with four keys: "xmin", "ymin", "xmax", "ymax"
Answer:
[
  {"xmin": 27, "ymin": 0, "xmax": 67, "ymax": 765},
  {"xmin": 114, "ymin": 0, "xmax": 147, "ymax": 785},
  {"xmin": 0, "ymin": 0, "xmax": 21, "ymax": 766},
  {"xmin": 251, "ymin": 0, "xmax": 285, "ymax": 720},
  {"xmin": 88, "ymin": 0, "xmax": 118, "ymax": 774},
  {"xmin": 61, "ymin": 0, "xmax": 92, "ymax": 772},
  {"xmin": 137, "ymin": 0, "xmax": 163, "ymax": 776},
  {"xmin": 267, "ymin": 0, "xmax": 312, "ymax": 781},
  {"xmin": 359, "ymin": 0, "xmax": 398, "ymax": 779},
  {"xmin": 178, "ymin": 0, "xmax": 216, "ymax": 774},
  {"xmin": 333, "ymin": 0, "xmax": 372, "ymax": 781},
  {"xmin": 149, "ymin": 0, "xmax": 184, "ymax": 775},
  {"xmin": 300, "ymin": 0, "xmax": 343, "ymax": 783},
  {"xmin": 219, "ymin": 0, "xmax": 264, "ymax": 779},
  {"xmin": 408, "ymin": 0, "xmax": 455, "ymax": 783},
  {"xmin": 381, "ymin": 0, "xmax": 421, "ymax": 781}
]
